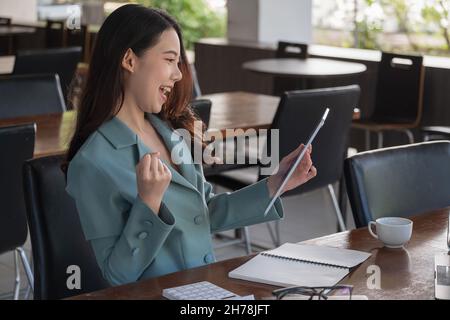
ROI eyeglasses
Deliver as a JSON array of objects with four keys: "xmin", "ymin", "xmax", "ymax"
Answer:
[{"xmin": 272, "ymin": 285, "xmax": 354, "ymax": 300}]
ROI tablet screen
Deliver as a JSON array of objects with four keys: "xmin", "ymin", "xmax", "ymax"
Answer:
[{"xmin": 263, "ymin": 108, "xmax": 329, "ymax": 216}]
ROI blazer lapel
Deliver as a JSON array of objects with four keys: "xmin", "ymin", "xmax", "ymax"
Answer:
[
  {"xmin": 136, "ymin": 137, "xmax": 198, "ymax": 193},
  {"xmin": 99, "ymin": 116, "xmax": 199, "ymax": 194},
  {"xmin": 147, "ymin": 114, "xmax": 199, "ymax": 192}
]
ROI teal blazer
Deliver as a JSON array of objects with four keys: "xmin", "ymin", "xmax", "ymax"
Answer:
[{"xmin": 66, "ymin": 114, "xmax": 284, "ymax": 286}]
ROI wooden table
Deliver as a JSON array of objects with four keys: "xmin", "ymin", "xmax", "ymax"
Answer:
[
  {"xmin": 242, "ymin": 58, "xmax": 367, "ymax": 79},
  {"xmin": 0, "ymin": 92, "xmax": 280, "ymax": 158},
  {"xmin": 69, "ymin": 208, "xmax": 449, "ymax": 300},
  {"xmin": 0, "ymin": 55, "xmax": 89, "ymax": 75},
  {"xmin": 201, "ymin": 91, "xmax": 279, "ymax": 132},
  {"xmin": 0, "ymin": 111, "xmax": 75, "ymax": 158},
  {"xmin": 0, "ymin": 26, "xmax": 36, "ymax": 36}
]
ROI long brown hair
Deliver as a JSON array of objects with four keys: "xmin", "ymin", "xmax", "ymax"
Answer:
[{"xmin": 63, "ymin": 4, "xmax": 199, "ymax": 173}]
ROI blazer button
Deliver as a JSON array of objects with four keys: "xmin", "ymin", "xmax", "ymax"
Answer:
[
  {"xmin": 194, "ymin": 215, "xmax": 204, "ymax": 225},
  {"xmin": 204, "ymin": 253, "xmax": 214, "ymax": 264},
  {"xmin": 132, "ymin": 248, "xmax": 140, "ymax": 256},
  {"xmin": 144, "ymin": 220, "xmax": 153, "ymax": 228},
  {"xmin": 138, "ymin": 232, "xmax": 148, "ymax": 240}
]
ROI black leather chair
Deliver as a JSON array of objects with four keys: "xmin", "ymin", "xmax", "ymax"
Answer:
[
  {"xmin": 0, "ymin": 74, "xmax": 66, "ymax": 119},
  {"xmin": 352, "ymin": 52, "xmax": 424, "ymax": 149},
  {"xmin": 0, "ymin": 17, "xmax": 11, "ymax": 25},
  {"xmin": 13, "ymin": 47, "xmax": 82, "ymax": 101},
  {"xmin": 276, "ymin": 41, "xmax": 308, "ymax": 59},
  {"xmin": 190, "ymin": 99, "xmax": 211, "ymax": 126},
  {"xmin": 45, "ymin": 20, "xmax": 66, "ymax": 49},
  {"xmin": 191, "ymin": 64, "xmax": 202, "ymax": 99},
  {"xmin": 344, "ymin": 141, "xmax": 450, "ymax": 228},
  {"xmin": 188, "ymin": 73, "xmax": 259, "ymax": 253},
  {"xmin": 0, "ymin": 123, "xmax": 35, "ymax": 299},
  {"xmin": 210, "ymin": 85, "xmax": 361, "ymax": 245},
  {"xmin": 0, "ymin": 17, "xmax": 13, "ymax": 54},
  {"xmin": 422, "ymin": 126, "xmax": 450, "ymax": 141},
  {"xmin": 273, "ymin": 41, "xmax": 309, "ymax": 96},
  {"xmin": 23, "ymin": 155, "xmax": 109, "ymax": 299},
  {"xmin": 188, "ymin": 98, "xmax": 254, "ymax": 254}
]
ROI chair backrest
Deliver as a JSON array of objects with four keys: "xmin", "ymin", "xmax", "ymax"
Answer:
[
  {"xmin": 45, "ymin": 20, "xmax": 65, "ymax": 48},
  {"xmin": 344, "ymin": 141, "xmax": 450, "ymax": 228},
  {"xmin": 0, "ymin": 124, "xmax": 35, "ymax": 254},
  {"xmin": 273, "ymin": 41, "xmax": 309, "ymax": 96},
  {"xmin": 262, "ymin": 85, "xmax": 361, "ymax": 196},
  {"xmin": 0, "ymin": 74, "xmax": 66, "ymax": 119},
  {"xmin": 23, "ymin": 155, "xmax": 109, "ymax": 300},
  {"xmin": 13, "ymin": 47, "xmax": 82, "ymax": 100},
  {"xmin": 0, "ymin": 17, "xmax": 12, "ymax": 26},
  {"xmin": 276, "ymin": 41, "xmax": 308, "ymax": 59},
  {"xmin": 191, "ymin": 64, "xmax": 202, "ymax": 99},
  {"xmin": 372, "ymin": 52, "xmax": 424, "ymax": 125},
  {"xmin": 190, "ymin": 99, "xmax": 211, "ymax": 127},
  {"xmin": 45, "ymin": 19, "xmax": 89, "ymax": 61}
]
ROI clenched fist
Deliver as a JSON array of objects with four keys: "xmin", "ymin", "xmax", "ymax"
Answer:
[{"xmin": 136, "ymin": 152, "xmax": 172, "ymax": 214}]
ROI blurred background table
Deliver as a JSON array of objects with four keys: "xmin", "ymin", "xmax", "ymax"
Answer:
[{"xmin": 243, "ymin": 57, "xmax": 367, "ymax": 79}]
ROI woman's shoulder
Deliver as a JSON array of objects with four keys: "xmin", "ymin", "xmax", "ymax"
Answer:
[
  {"xmin": 66, "ymin": 135, "xmax": 94, "ymax": 176},
  {"xmin": 66, "ymin": 128, "xmax": 120, "ymax": 194},
  {"xmin": 68, "ymin": 127, "xmax": 117, "ymax": 175},
  {"xmin": 74, "ymin": 131, "xmax": 108, "ymax": 160}
]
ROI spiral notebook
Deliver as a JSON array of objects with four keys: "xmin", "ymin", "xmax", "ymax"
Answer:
[{"xmin": 229, "ymin": 243, "xmax": 371, "ymax": 288}]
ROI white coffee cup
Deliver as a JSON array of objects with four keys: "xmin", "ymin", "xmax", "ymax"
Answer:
[{"xmin": 368, "ymin": 217, "xmax": 413, "ymax": 248}]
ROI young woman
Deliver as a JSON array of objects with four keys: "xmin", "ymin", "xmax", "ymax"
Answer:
[{"xmin": 65, "ymin": 4, "xmax": 316, "ymax": 286}]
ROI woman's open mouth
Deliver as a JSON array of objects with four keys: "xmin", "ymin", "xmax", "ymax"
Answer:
[{"xmin": 159, "ymin": 85, "xmax": 172, "ymax": 103}]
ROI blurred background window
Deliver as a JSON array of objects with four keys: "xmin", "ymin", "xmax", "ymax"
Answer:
[
  {"xmin": 313, "ymin": 0, "xmax": 450, "ymax": 57},
  {"xmin": 21, "ymin": 0, "xmax": 450, "ymax": 57},
  {"xmin": 134, "ymin": 0, "xmax": 226, "ymax": 49}
]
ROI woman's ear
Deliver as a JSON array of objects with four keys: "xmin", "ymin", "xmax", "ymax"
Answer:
[{"xmin": 122, "ymin": 48, "xmax": 136, "ymax": 73}]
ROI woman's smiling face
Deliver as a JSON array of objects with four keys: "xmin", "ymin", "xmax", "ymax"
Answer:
[{"xmin": 124, "ymin": 28, "xmax": 183, "ymax": 114}]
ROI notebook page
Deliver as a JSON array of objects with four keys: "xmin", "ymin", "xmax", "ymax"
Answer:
[
  {"xmin": 228, "ymin": 254, "xmax": 349, "ymax": 288},
  {"xmin": 265, "ymin": 243, "xmax": 371, "ymax": 268}
]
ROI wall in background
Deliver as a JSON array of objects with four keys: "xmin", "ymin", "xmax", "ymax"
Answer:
[
  {"xmin": 227, "ymin": 0, "xmax": 312, "ymax": 44},
  {"xmin": 0, "ymin": 0, "xmax": 38, "ymax": 22}
]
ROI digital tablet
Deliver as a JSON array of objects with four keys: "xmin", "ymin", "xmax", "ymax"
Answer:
[{"xmin": 263, "ymin": 108, "xmax": 329, "ymax": 216}]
